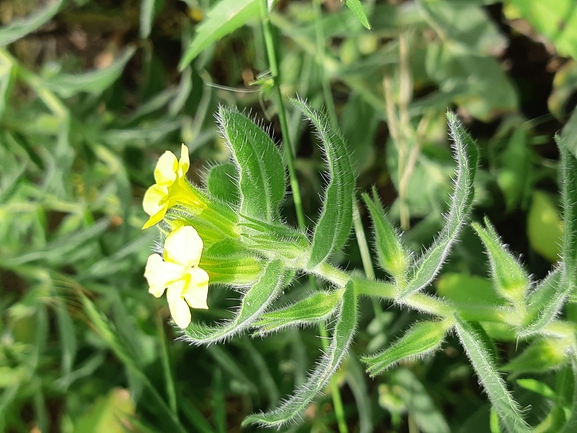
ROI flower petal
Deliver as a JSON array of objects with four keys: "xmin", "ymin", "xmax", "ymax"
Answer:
[
  {"xmin": 154, "ymin": 151, "xmax": 178, "ymax": 186},
  {"xmin": 164, "ymin": 226, "xmax": 203, "ymax": 267},
  {"xmin": 178, "ymin": 144, "xmax": 190, "ymax": 178},
  {"xmin": 168, "ymin": 296, "xmax": 192, "ymax": 329},
  {"xmin": 144, "ymin": 254, "xmax": 168, "ymax": 297},
  {"xmin": 182, "ymin": 267, "xmax": 209, "ymax": 309}
]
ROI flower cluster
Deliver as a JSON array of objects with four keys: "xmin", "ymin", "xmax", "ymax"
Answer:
[
  {"xmin": 144, "ymin": 225, "xmax": 209, "ymax": 328},
  {"xmin": 142, "ymin": 145, "xmax": 210, "ymax": 328}
]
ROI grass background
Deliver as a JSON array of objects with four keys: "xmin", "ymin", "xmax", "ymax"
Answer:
[{"xmin": 1, "ymin": 0, "xmax": 576, "ymax": 432}]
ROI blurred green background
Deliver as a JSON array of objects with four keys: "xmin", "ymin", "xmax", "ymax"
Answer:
[{"xmin": 0, "ymin": 0, "xmax": 575, "ymax": 432}]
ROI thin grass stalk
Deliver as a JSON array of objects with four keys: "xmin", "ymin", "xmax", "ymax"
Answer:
[{"xmin": 259, "ymin": 0, "xmax": 305, "ymax": 229}]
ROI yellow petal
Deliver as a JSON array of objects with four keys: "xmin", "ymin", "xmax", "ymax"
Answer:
[
  {"xmin": 182, "ymin": 267, "xmax": 209, "ymax": 309},
  {"xmin": 164, "ymin": 226, "xmax": 203, "ymax": 267},
  {"xmin": 178, "ymin": 144, "xmax": 190, "ymax": 178},
  {"xmin": 154, "ymin": 151, "xmax": 178, "ymax": 186},
  {"xmin": 144, "ymin": 254, "xmax": 168, "ymax": 297},
  {"xmin": 143, "ymin": 183, "xmax": 168, "ymax": 215},
  {"xmin": 168, "ymin": 296, "xmax": 192, "ymax": 328}
]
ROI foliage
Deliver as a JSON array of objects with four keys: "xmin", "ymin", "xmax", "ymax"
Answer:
[{"xmin": 1, "ymin": 0, "xmax": 576, "ymax": 432}]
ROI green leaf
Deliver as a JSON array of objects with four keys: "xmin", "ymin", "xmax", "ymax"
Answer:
[
  {"xmin": 0, "ymin": 51, "xmax": 16, "ymax": 117},
  {"xmin": 344, "ymin": 0, "xmax": 371, "ymax": 30},
  {"xmin": 473, "ymin": 218, "xmax": 530, "ymax": 308},
  {"xmin": 183, "ymin": 260, "xmax": 286, "ymax": 344},
  {"xmin": 243, "ymin": 281, "xmax": 358, "ymax": 427},
  {"xmin": 291, "ymin": 98, "xmax": 355, "ymax": 269},
  {"xmin": 520, "ymin": 267, "xmax": 564, "ymax": 337},
  {"xmin": 497, "ymin": 129, "xmax": 532, "ymax": 212},
  {"xmin": 362, "ymin": 320, "xmax": 449, "ymax": 376},
  {"xmin": 398, "ymin": 112, "xmax": 478, "ymax": 300},
  {"xmin": 253, "ymin": 289, "xmax": 343, "ymax": 336},
  {"xmin": 206, "ymin": 163, "xmax": 239, "ymax": 206},
  {"xmin": 437, "ymin": 272, "xmax": 505, "ymax": 307},
  {"xmin": 501, "ymin": 338, "xmax": 570, "ymax": 375},
  {"xmin": 42, "ymin": 47, "xmax": 136, "ymax": 98},
  {"xmin": 0, "ymin": 0, "xmax": 64, "ymax": 47},
  {"xmin": 420, "ymin": 1, "xmax": 506, "ymax": 55},
  {"xmin": 73, "ymin": 388, "xmax": 135, "ymax": 433},
  {"xmin": 388, "ymin": 369, "xmax": 451, "ymax": 433},
  {"xmin": 454, "ymin": 315, "xmax": 530, "ymax": 433},
  {"xmin": 217, "ymin": 107, "xmax": 285, "ymax": 223},
  {"xmin": 527, "ymin": 191, "xmax": 563, "ymax": 262},
  {"xmin": 178, "ymin": 0, "xmax": 259, "ymax": 70},
  {"xmin": 504, "ymin": 0, "xmax": 577, "ymax": 59},
  {"xmin": 362, "ymin": 188, "xmax": 409, "ymax": 282}
]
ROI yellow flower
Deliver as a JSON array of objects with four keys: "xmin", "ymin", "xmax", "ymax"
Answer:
[
  {"xmin": 142, "ymin": 144, "xmax": 202, "ymax": 229},
  {"xmin": 144, "ymin": 225, "xmax": 209, "ymax": 328}
]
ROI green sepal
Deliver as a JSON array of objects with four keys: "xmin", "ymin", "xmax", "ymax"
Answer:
[
  {"xmin": 501, "ymin": 338, "xmax": 570, "ymax": 376},
  {"xmin": 472, "ymin": 218, "xmax": 530, "ymax": 309},
  {"xmin": 253, "ymin": 289, "xmax": 344, "ymax": 336},
  {"xmin": 362, "ymin": 320, "xmax": 450, "ymax": 377},
  {"xmin": 362, "ymin": 187, "xmax": 409, "ymax": 283},
  {"xmin": 397, "ymin": 112, "xmax": 478, "ymax": 300},
  {"xmin": 206, "ymin": 162, "xmax": 239, "ymax": 207},
  {"xmin": 238, "ymin": 215, "xmax": 310, "ymax": 262},
  {"xmin": 454, "ymin": 315, "xmax": 531, "ymax": 433},
  {"xmin": 202, "ymin": 242, "xmax": 265, "ymax": 287},
  {"xmin": 291, "ymin": 98, "xmax": 355, "ymax": 269},
  {"xmin": 182, "ymin": 260, "xmax": 287, "ymax": 345},
  {"xmin": 243, "ymin": 280, "xmax": 358, "ymax": 428},
  {"xmin": 217, "ymin": 106, "xmax": 286, "ymax": 223}
]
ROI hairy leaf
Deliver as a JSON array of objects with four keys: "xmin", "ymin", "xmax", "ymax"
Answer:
[
  {"xmin": 398, "ymin": 112, "xmax": 478, "ymax": 300},
  {"xmin": 217, "ymin": 107, "xmax": 285, "ymax": 223},
  {"xmin": 182, "ymin": 260, "xmax": 286, "ymax": 345},
  {"xmin": 254, "ymin": 289, "xmax": 343, "ymax": 336},
  {"xmin": 291, "ymin": 98, "xmax": 355, "ymax": 269},
  {"xmin": 454, "ymin": 315, "xmax": 530, "ymax": 433},
  {"xmin": 362, "ymin": 320, "xmax": 449, "ymax": 376},
  {"xmin": 243, "ymin": 281, "xmax": 357, "ymax": 427}
]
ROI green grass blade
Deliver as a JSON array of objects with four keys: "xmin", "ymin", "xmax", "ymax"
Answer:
[
  {"xmin": 140, "ymin": 0, "xmax": 161, "ymax": 39},
  {"xmin": 398, "ymin": 112, "xmax": 478, "ymax": 300},
  {"xmin": 454, "ymin": 315, "xmax": 530, "ymax": 433},
  {"xmin": 291, "ymin": 98, "xmax": 355, "ymax": 269},
  {"xmin": 178, "ymin": 0, "xmax": 259, "ymax": 70},
  {"xmin": 182, "ymin": 260, "xmax": 286, "ymax": 344},
  {"xmin": 344, "ymin": 0, "xmax": 371, "ymax": 29},
  {"xmin": 253, "ymin": 289, "xmax": 343, "ymax": 336},
  {"xmin": 43, "ymin": 47, "xmax": 136, "ymax": 98},
  {"xmin": 217, "ymin": 107, "xmax": 285, "ymax": 222},
  {"xmin": 242, "ymin": 280, "xmax": 357, "ymax": 428},
  {"xmin": 0, "ymin": 0, "xmax": 63, "ymax": 46}
]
